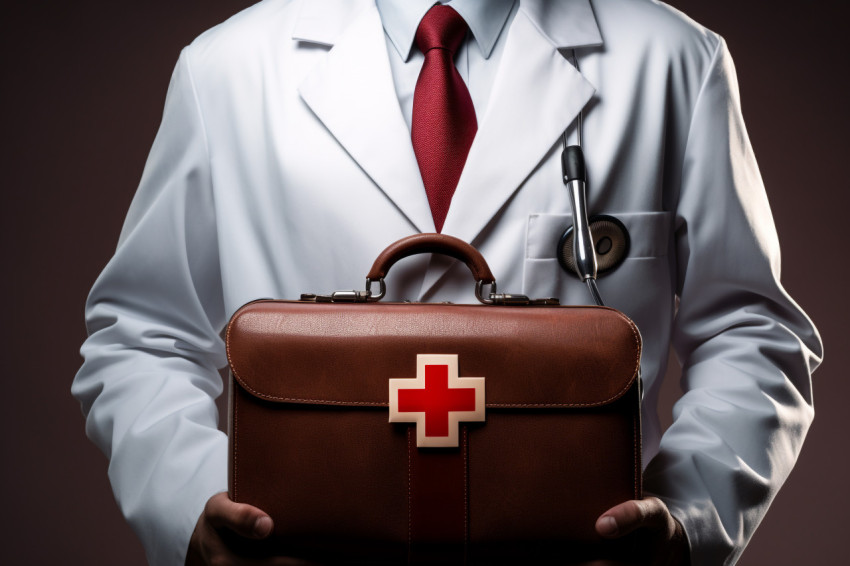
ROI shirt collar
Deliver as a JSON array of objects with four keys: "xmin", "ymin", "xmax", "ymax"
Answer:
[{"xmin": 375, "ymin": 0, "xmax": 516, "ymax": 61}]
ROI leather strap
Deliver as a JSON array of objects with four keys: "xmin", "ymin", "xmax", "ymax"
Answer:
[
  {"xmin": 408, "ymin": 426, "xmax": 468, "ymax": 561},
  {"xmin": 367, "ymin": 233, "xmax": 495, "ymax": 283}
]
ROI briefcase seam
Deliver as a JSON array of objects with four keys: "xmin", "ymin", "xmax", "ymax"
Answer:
[
  {"xmin": 230, "ymin": 395, "xmax": 634, "ymax": 408},
  {"xmin": 228, "ymin": 390, "xmax": 638, "ymax": 408},
  {"xmin": 232, "ymin": 390, "xmax": 390, "ymax": 406},
  {"xmin": 226, "ymin": 304, "xmax": 642, "ymax": 406},
  {"xmin": 227, "ymin": 313, "xmax": 641, "ymax": 407}
]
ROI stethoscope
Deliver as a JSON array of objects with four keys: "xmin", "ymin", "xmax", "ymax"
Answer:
[{"xmin": 556, "ymin": 52, "xmax": 631, "ymax": 306}]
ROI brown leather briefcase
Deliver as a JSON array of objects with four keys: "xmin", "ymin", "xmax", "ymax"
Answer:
[{"xmin": 226, "ymin": 234, "xmax": 642, "ymax": 564}]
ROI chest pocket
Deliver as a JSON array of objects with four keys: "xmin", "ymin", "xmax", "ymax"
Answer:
[{"xmin": 523, "ymin": 211, "xmax": 673, "ymax": 309}]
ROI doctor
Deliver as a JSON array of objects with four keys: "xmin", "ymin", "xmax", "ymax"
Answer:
[{"xmin": 73, "ymin": 0, "xmax": 822, "ymax": 565}]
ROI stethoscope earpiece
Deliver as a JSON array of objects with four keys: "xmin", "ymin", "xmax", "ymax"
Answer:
[{"xmin": 557, "ymin": 214, "xmax": 630, "ymax": 277}]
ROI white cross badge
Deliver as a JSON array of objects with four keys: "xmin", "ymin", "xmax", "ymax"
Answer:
[{"xmin": 389, "ymin": 354, "xmax": 486, "ymax": 448}]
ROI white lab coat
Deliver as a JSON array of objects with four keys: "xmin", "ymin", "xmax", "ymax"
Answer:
[{"xmin": 73, "ymin": 0, "xmax": 822, "ymax": 564}]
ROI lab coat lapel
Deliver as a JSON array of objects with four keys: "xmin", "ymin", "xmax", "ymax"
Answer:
[
  {"xmin": 423, "ymin": 1, "xmax": 600, "ymax": 295},
  {"xmin": 297, "ymin": 1, "xmax": 436, "ymax": 233}
]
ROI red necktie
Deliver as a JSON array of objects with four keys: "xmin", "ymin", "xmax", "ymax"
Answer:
[{"xmin": 411, "ymin": 5, "xmax": 477, "ymax": 233}]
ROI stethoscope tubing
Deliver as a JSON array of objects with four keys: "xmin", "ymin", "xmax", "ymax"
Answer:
[{"xmin": 562, "ymin": 51, "xmax": 604, "ymax": 306}]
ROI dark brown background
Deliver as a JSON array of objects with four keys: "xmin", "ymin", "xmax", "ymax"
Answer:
[{"xmin": 2, "ymin": 1, "xmax": 847, "ymax": 564}]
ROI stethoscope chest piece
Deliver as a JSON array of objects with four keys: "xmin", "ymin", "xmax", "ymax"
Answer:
[{"xmin": 557, "ymin": 214, "xmax": 630, "ymax": 277}]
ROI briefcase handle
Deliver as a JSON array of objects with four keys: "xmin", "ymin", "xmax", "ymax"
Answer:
[
  {"xmin": 368, "ymin": 233, "xmax": 495, "ymax": 282},
  {"xmin": 366, "ymin": 233, "xmax": 496, "ymax": 304},
  {"xmin": 366, "ymin": 234, "xmax": 509, "ymax": 305},
  {"xmin": 301, "ymin": 234, "xmax": 558, "ymax": 305}
]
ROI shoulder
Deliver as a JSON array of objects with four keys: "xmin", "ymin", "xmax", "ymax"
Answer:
[
  {"xmin": 590, "ymin": 0, "xmax": 722, "ymax": 70},
  {"xmin": 180, "ymin": 0, "xmax": 301, "ymax": 74},
  {"xmin": 176, "ymin": 0, "xmax": 376, "ymax": 93},
  {"xmin": 582, "ymin": 0, "xmax": 730, "ymax": 118}
]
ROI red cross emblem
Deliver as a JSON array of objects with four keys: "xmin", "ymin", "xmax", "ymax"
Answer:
[{"xmin": 389, "ymin": 354, "xmax": 485, "ymax": 448}]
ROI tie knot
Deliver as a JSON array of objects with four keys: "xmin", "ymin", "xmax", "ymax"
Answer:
[{"xmin": 414, "ymin": 5, "xmax": 469, "ymax": 56}]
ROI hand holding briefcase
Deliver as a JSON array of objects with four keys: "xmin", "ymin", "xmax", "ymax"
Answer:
[{"xmin": 226, "ymin": 233, "xmax": 642, "ymax": 564}]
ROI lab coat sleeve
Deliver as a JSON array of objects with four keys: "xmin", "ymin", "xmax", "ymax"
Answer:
[
  {"xmin": 72, "ymin": 48, "xmax": 227, "ymax": 566},
  {"xmin": 642, "ymin": 39, "xmax": 823, "ymax": 565}
]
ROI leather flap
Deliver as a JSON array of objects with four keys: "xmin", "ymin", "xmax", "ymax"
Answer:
[{"xmin": 226, "ymin": 301, "xmax": 641, "ymax": 408}]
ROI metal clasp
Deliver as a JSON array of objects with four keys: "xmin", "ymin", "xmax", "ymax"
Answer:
[
  {"xmin": 365, "ymin": 278, "xmax": 386, "ymax": 302},
  {"xmin": 299, "ymin": 290, "xmax": 372, "ymax": 303},
  {"xmin": 488, "ymin": 293, "xmax": 530, "ymax": 305},
  {"xmin": 330, "ymin": 290, "xmax": 371, "ymax": 302},
  {"xmin": 487, "ymin": 294, "xmax": 562, "ymax": 306},
  {"xmin": 475, "ymin": 280, "xmax": 497, "ymax": 304}
]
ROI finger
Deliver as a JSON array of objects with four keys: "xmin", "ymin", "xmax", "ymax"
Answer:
[
  {"xmin": 595, "ymin": 497, "xmax": 670, "ymax": 538},
  {"xmin": 205, "ymin": 492, "xmax": 275, "ymax": 539}
]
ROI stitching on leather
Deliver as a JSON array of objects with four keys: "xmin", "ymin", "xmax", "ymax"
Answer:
[
  {"xmin": 233, "ymin": 386, "xmax": 388, "ymax": 406},
  {"xmin": 486, "ymin": 400, "xmax": 615, "ymax": 408},
  {"xmin": 226, "ymin": 326, "xmax": 388, "ymax": 405},
  {"xmin": 615, "ymin": 309, "xmax": 643, "ymax": 390},
  {"xmin": 232, "ymin": 388, "xmax": 635, "ymax": 408},
  {"xmin": 228, "ymin": 308, "xmax": 641, "ymax": 407},
  {"xmin": 487, "ymin": 315, "xmax": 640, "ymax": 408}
]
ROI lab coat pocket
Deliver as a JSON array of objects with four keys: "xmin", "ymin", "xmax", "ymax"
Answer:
[{"xmin": 523, "ymin": 212, "xmax": 674, "ymax": 313}]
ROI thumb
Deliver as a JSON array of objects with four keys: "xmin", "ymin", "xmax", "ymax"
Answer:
[
  {"xmin": 595, "ymin": 497, "xmax": 671, "ymax": 538},
  {"xmin": 204, "ymin": 492, "xmax": 274, "ymax": 539}
]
